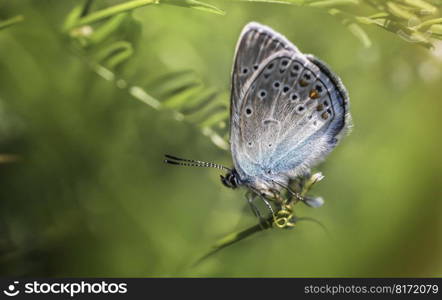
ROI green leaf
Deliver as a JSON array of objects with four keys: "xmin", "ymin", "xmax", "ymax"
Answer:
[
  {"xmin": 430, "ymin": 24, "xmax": 442, "ymax": 36},
  {"xmin": 105, "ymin": 44, "xmax": 134, "ymax": 69},
  {"xmin": 63, "ymin": 0, "xmax": 93, "ymax": 31},
  {"xmin": 329, "ymin": 9, "xmax": 372, "ymax": 47},
  {"xmin": 68, "ymin": 0, "xmax": 157, "ymax": 29},
  {"xmin": 129, "ymin": 86, "xmax": 162, "ymax": 109},
  {"xmin": 381, "ymin": 20, "xmax": 434, "ymax": 49},
  {"xmin": 204, "ymin": 128, "xmax": 229, "ymax": 150},
  {"xmin": 63, "ymin": 0, "xmax": 442, "ymax": 154},
  {"xmin": 180, "ymin": 88, "xmax": 219, "ymax": 114},
  {"xmin": 0, "ymin": 15, "xmax": 24, "ymax": 31},
  {"xmin": 193, "ymin": 220, "xmax": 271, "ymax": 267},
  {"xmin": 198, "ymin": 110, "xmax": 229, "ymax": 128},
  {"xmin": 308, "ymin": 0, "xmax": 359, "ymax": 8},
  {"xmin": 401, "ymin": 0, "xmax": 437, "ymax": 15},
  {"xmin": 347, "ymin": 22, "xmax": 372, "ymax": 47},
  {"xmin": 161, "ymin": 0, "xmax": 226, "ymax": 15},
  {"xmin": 415, "ymin": 17, "xmax": 442, "ymax": 30},
  {"xmin": 88, "ymin": 13, "xmax": 130, "ymax": 45},
  {"xmin": 161, "ymin": 85, "xmax": 204, "ymax": 109},
  {"xmin": 67, "ymin": 0, "xmax": 224, "ymax": 29},
  {"xmin": 149, "ymin": 71, "xmax": 202, "ymax": 99},
  {"xmin": 92, "ymin": 41, "xmax": 134, "ymax": 69},
  {"xmin": 387, "ymin": 2, "xmax": 418, "ymax": 21}
]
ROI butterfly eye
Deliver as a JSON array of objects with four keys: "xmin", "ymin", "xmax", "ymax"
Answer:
[
  {"xmin": 323, "ymin": 100, "xmax": 329, "ymax": 107},
  {"xmin": 273, "ymin": 81, "xmax": 281, "ymax": 89},
  {"xmin": 282, "ymin": 85, "xmax": 290, "ymax": 93},
  {"xmin": 253, "ymin": 64, "xmax": 259, "ymax": 70},
  {"xmin": 242, "ymin": 67, "xmax": 249, "ymax": 74},
  {"xmin": 292, "ymin": 63, "xmax": 301, "ymax": 71},
  {"xmin": 267, "ymin": 62, "xmax": 274, "ymax": 70}
]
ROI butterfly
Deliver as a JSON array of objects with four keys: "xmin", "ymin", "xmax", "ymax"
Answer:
[{"xmin": 165, "ymin": 22, "xmax": 351, "ymax": 217}]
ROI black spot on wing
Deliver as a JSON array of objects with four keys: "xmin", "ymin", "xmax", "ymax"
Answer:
[{"xmin": 307, "ymin": 54, "xmax": 349, "ymax": 140}]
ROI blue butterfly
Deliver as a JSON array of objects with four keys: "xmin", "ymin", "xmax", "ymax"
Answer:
[{"xmin": 165, "ymin": 22, "xmax": 351, "ymax": 216}]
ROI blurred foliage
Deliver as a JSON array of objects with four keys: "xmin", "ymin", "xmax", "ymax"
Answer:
[
  {"xmin": 0, "ymin": 15, "xmax": 24, "ymax": 30},
  {"xmin": 0, "ymin": 0, "xmax": 441, "ymax": 277},
  {"xmin": 63, "ymin": 0, "xmax": 442, "ymax": 151},
  {"xmin": 64, "ymin": 0, "xmax": 230, "ymax": 149}
]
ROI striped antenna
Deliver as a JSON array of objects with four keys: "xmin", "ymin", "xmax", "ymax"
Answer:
[{"xmin": 164, "ymin": 154, "xmax": 231, "ymax": 171}]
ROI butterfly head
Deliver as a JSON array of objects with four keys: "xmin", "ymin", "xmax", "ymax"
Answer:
[{"xmin": 220, "ymin": 169, "xmax": 241, "ymax": 189}]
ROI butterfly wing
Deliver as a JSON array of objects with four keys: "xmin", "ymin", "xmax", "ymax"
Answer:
[
  {"xmin": 230, "ymin": 22, "xmax": 300, "ymax": 179},
  {"xmin": 230, "ymin": 22, "xmax": 301, "ymax": 109},
  {"xmin": 230, "ymin": 22, "xmax": 350, "ymax": 183}
]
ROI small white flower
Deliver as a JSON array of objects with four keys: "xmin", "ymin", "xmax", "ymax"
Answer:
[
  {"xmin": 310, "ymin": 172, "xmax": 325, "ymax": 183},
  {"xmin": 304, "ymin": 196, "xmax": 324, "ymax": 208}
]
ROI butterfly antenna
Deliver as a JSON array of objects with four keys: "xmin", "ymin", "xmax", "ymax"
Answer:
[{"xmin": 164, "ymin": 154, "xmax": 231, "ymax": 171}]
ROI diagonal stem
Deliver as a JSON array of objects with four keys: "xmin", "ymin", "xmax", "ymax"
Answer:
[
  {"xmin": 0, "ymin": 15, "xmax": 24, "ymax": 30},
  {"xmin": 193, "ymin": 216, "xmax": 273, "ymax": 267},
  {"xmin": 68, "ymin": 0, "xmax": 158, "ymax": 29}
]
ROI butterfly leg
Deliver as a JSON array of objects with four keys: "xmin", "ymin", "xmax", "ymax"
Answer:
[
  {"xmin": 265, "ymin": 188, "xmax": 297, "ymax": 229},
  {"xmin": 269, "ymin": 188, "xmax": 285, "ymax": 206},
  {"xmin": 259, "ymin": 194, "xmax": 275, "ymax": 217},
  {"xmin": 293, "ymin": 172, "xmax": 325, "ymax": 207},
  {"xmin": 246, "ymin": 191, "xmax": 273, "ymax": 228},
  {"xmin": 246, "ymin": 191, "xmax": 263, "ymax": 219},
  {"xmin": 257, "ymin": 194, "xmax": 275, "ymax": 229}
]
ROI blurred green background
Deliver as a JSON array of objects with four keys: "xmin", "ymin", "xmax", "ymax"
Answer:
[{"xmin": 0, "ymin": 0, "xmax": 441, "ymax": 277}]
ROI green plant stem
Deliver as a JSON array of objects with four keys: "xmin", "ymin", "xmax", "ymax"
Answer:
[
  {"xmin": 0, "ymin": 154, "xmax": 21, "ymax": 163},
  {"xmin": 0, "ymin": 15, "xmax": 24, "ymax": 30},
  {"xmin": 308, "ymin": 0, "xmax": 360, "ymax": 8},
  {"xmin": 69, "ymin": 0, "xmax": 158, "ymax": 29},
  {"xmin": 193, "ymin": 215, "xmax": 330, "ymax": 267},
  {"xmin": 193, "ymin": 217, "xmax": 273, "ymax": 267},
  {"xmin": 416, "ymin": 17, "xmax": 442, "ymax": 30}
]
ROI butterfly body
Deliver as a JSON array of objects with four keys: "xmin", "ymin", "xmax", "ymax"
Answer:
[
  {"xmin": 224, "ymin": 22, "xmax": 351, "ymax": 200},
  {"xmin": 165, "ymin": 22, "xmax": 351, "ymax": 211}
]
